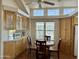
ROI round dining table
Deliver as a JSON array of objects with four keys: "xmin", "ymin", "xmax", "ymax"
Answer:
[
  {"xmin": 46, "ymin": 40, "xmax": 54, "ymax": 46},
  {"xmin": 35, "ymin": 39, "xmax": 54, "ymax": 46}
]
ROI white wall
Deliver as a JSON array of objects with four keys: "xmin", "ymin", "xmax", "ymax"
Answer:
[
  {"xmin": 30, "ymin": 18, "xmax": 60, "ymax": 50},
  {"xmin": 21, "ymin": 0, "xmax": 30, "ymax": 14},
  {"xmin": 0, "ymin": 0, "xmax": 2, "ymax": 59},
  {"xmin": 18, "ymin": 9, "xmax": 29, "ymax": 17},
  {"xmin": 2, "ymin": 0, "xmax": 18, "ymax": 8},
  {"xmin": 0, "ymin": 0, "xmax": 5, "ymax": 59},
  {"xmin": 74, "ymin": 25, "xmax": 78, "ymax": 56},
  {"xmin": 0, "ymin": 0, "xmax": 4, "ymax": 59},
  {"xmin": 62, "ymin": 0, "xmax": 77, "ymax": 7},
  {"xmin": 28, "ymin": 0, "xmax": 77, "ymax": 8}
]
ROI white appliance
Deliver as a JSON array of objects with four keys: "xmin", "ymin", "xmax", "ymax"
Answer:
[{"xmin": 74, "ymin": 25, "xmax": 78, "ymax": 57}]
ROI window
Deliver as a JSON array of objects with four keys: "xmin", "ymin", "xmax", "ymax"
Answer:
[
  {"xmin": 64, "ymin": 8, "xmax": 76, "ymax": 15},
  {"xmin": 45, "ymin": 22, "xmax": 55, "ymax": 40},
  {"xmin": 36, "ymin": 22, "xmax": 44, "ymax": 39},
  {"xmin": 8, "ymin": 30, "xmax": 15, "ymax": 40},
  {"xmin": 36, "ymin": 22, "xmax": 55, "ymax": 40},
  {"xmin": 33, "ymin": 9, "xmax": 44, "ymax": 16},
  {"xmin": 48, "ymin": 9, "xmax": 59, "ymax": 16}
]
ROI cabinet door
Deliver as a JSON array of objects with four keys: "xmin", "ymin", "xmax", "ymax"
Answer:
[
  {"xmin": 16, "ymin": 16, "xmax": 22, "ymax": 30},
  {"xmin": 22, "ymin": 38, "xmax": 27, "ymax": 50},
  {"xmin": 4, "ymin": 10, "xmax": 16, "ymax": 30},
  {"xmin": 22, "ymin": 16, "xmax": 29, "ymax": 31},
  {"xmin": 4, "ymin": 41, "xmax": 16, "ymax": 59},
  {"xmin": 22, "ymin": 16, "xmax": 26, "ymax": 30}
]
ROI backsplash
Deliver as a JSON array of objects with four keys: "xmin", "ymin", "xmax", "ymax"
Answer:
[{"xmin": 8, "ymin": 30, "xmax": 26, "ymax": 40}]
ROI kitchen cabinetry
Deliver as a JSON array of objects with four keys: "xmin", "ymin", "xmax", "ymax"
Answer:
[
  {"xmin": 4, "ymin": 10, "xmax": 29, "ymax": 31},
  {"xmin": 16, "ymin": 15, "xmax": 22, "ymax": 30},
  {"xmin": 22, "ymin": 16, "xmax": 29, "ymax": 31},
  {"xmin": 3, "ymin": 37, "xmax": 28, "ymax": 59},
  {"xmin": 16, "ymin": 15, "xmax": 29, "ymax": 31},
  {"xmin": 4, "ymin": 41, "xmax": 16, "ymax": 59},
  {"xmin": 4, "ymin": 10, "xmax": 16, "ymax": 30}
]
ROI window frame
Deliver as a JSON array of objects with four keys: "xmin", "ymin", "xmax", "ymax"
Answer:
[
  {"xmin": 31, "ymin": 7, "xmax": 77, "ymax": 17},
  {"xmin": 32, "ymin": 9, "xmax": 45, "ymax": 16},
  {"xmin": 63, "ymin": 7, "xmax": 77, "ymax": 15},
  {"xmin": 36, "ymin": 22, "xmax": 55, "ymax": 40},
  {"xmin": 47, "ymin": 8, "xmax": 60, "ymax": 16}
]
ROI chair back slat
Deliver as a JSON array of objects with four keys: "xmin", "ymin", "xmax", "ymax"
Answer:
[
  {"xmin": 27, "ymin": 36, "xmax": 32, "ymax": 47},
  {"xmin": 44, "ymin": 36, "xmax": 51, "ymax": 41},
  {"xmin": 36, "ymin": 40, "xmax": 50, "ymax": 59},
  {"xmin": 36, "ymin": 40, "xmax": 49, "ymax": 53},
  {"xmin": 36, "ymin": 40, "xmax": 46, "ymax": 52}
]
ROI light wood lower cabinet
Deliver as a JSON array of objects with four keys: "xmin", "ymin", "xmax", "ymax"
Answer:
[
  {"xmin": 4, "ymin": 41, "xmax": 16, "ymax": 59},
  {"xmin": 3, "ymin": 37, "xmax": 27, "ymax": 59}
]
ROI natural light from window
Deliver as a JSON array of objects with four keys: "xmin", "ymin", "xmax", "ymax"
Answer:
[
  {"xmin": 32, "ymin": 8, "xmax": 77, "ymax": 16},
  {"xmin": 33, "ymin": 9, "xmax": 44, "ymax": 16},
  {"xmin": 64, "ymin": 8, "xmax": 76, "ymax": 15},
  {"xmin": 36, "ymin": 22, "xmax": 55, "ymax": 40},
  {"xmin": 48, "ymin": 9, "xmax": 59, "ymax": 16}
]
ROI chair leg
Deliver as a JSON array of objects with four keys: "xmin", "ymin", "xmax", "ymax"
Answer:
[
  {"xmin": 27, "ymin": 48, "xmax": 31, "ymax": 56},
  {"xmin": 36, "ymin": 55, "xmax": 38, "ymax": 59},
  {"xmin": 36, "ymin": 52, "xmax": 39, "ymax": 59},
  {"xmin": 58, "ymin": 51, "xmax": 59, "ymax": 59},
  {"xmin": 29, "ymin": 48, "xmax": 31, "ymax": 54}
]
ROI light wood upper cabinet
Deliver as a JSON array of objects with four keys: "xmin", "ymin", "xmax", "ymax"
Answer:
[
  {"xmin": 4, "ymin": 10, "xmax": 16, "ymax": 30},
  {"xmin": 16, "ymin": 15, "xmax": 29, "ymax": 31},
  {"xmin": 4, "ymin": 10, "xmax": 29, "ymax": 30},
  {"xmin": 16, "ymin": 15, "xmax": 22, "ymax": 30},
  {"xmin": 22, "ymin": 16, "xmax": 29, "ymax": 30}
]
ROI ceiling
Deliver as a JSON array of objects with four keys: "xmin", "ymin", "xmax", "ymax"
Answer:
[{"xmin": 24, "ymin": 0, "xmax": 78, "ymax": 8}]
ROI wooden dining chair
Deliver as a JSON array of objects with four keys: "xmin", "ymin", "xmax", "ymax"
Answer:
[
  {"xmin": 36, "ymin": 40, "xmax": 50, "ymax": 59},
  {"xmin": 50, "ymin": 40, "xmax": 61, "ymax": 59},
  {"xmin": 27, "ymin": 36, "xmax": 32, "ymax": 54},
  {"xmin": 57, "ymin": 40, "xmax": 61, "ymax": 59},
  {"xmin": 44, "ymin": 36, "xmax": 51, "ymax": 41}
]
